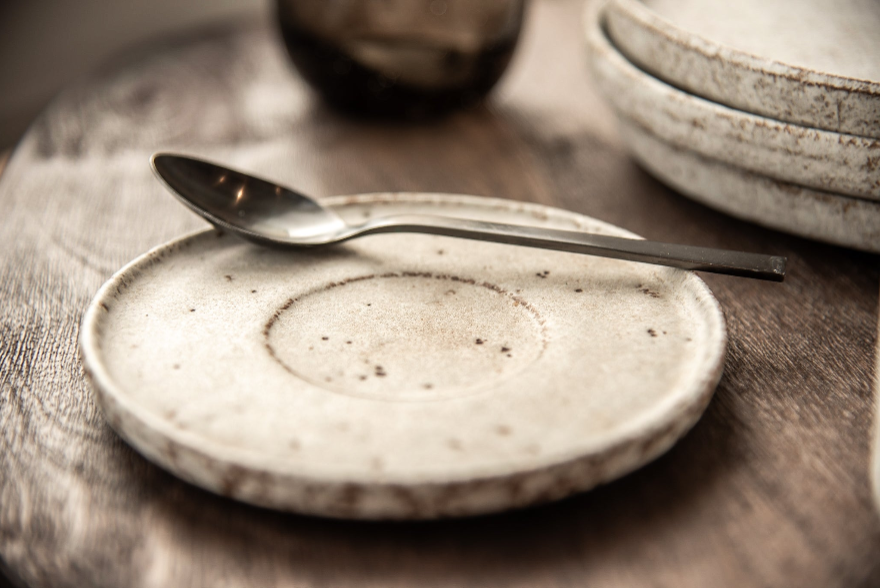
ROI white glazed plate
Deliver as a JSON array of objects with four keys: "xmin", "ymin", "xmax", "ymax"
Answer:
[
  {"xmin": 587, "ymin": 2, "xmax": 880, "ymax": 200},
  {"xmin": 80, "ymin": 193, "xmax": 726, "ymax": 519},
  {"xmin": 606, "ymin": 0, "xmax": 880, "ymax": 139},
  {"xmin": 617, "ymin": 118, "xmax": 880, "ymax": 253}
]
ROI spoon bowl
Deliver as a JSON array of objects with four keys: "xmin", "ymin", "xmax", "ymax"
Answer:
[
  {"xmin": 152, "ymin": 154, "xmax": 348, "ymax": 246},
  {"xmin": 151, "ymin": 153, "xmax": 786, "ymax": 281}
]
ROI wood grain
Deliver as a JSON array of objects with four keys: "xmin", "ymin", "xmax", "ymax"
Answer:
[
  {"xmin": 875, "ymin": 286, "xmax": 880, "ymax": 518},
  {"xmin": 0, "ymin": 1, "xmax": 878, "ymax": 586}
]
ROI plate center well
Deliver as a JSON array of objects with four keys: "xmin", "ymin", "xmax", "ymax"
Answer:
[{"xmin": 264, "ymin": 272, "xmax": 547, "ymax": 401}]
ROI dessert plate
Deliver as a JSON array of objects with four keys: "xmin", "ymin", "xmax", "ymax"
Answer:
[
  {"xmin": 586, "ymin": 3, "xmax": 880, "ymax": 200},
  {"xmin": 80, "ymin": 193, "xmax": 726, "ymax": 519},
  {"xmin": 618, "ymin": 119, "xmax": 880, "ymax": 253},
  {"xmin": 606, "ymin": 0, "xmax": 880, "ymax": 139}
]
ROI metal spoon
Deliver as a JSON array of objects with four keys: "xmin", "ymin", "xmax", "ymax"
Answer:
[{"xmin": 151, "ymin": 153, "xmax": 786, "ymax": 281}]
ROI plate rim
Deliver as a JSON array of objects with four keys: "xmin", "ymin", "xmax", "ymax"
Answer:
[
  {"xmin": 605, "ymin": 0, "xmax": 880, "ymax": 139},
  {"xmin": 617, "ymin": 117, "xmax": 880, "ymax": 252},
  {"xmin": 586, "ymin": 1, "xmax": 880, "ymax": 200},
  {"xmin": 79, "ymin": 192, "xmax": 727, "ymax": 517}
]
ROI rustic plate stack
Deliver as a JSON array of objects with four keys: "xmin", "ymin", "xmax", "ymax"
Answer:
[{"xmin": 587, "ymin": 0, "xmax": 880, "ymax": 252}]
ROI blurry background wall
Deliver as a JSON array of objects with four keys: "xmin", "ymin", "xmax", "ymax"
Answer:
[{"xmin": 0, "ymin": 0, "xmax": 269, "ymax": 150}]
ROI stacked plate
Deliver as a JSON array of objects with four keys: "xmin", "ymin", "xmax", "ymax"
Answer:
[{"xmin": 586, "ymin": 0, "xmax": 880, "ymax": 252}]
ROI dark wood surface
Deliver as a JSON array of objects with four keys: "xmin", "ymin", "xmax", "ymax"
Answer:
[{"xmin": 1, "ymin": 1, "xmax": 878, "ymax": 586}]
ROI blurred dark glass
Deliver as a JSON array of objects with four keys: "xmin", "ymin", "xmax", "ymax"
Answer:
[{"xmin": 276, "ymin": 0, "xmax": 526, "ymax": 118}]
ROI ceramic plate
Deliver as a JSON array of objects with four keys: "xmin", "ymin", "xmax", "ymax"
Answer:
[
  {"xmin": 586, "ymin": 3, "xmax": 880, "ymax": 200},
  {"xmin": 80, "ymin": 193, "xmax": 726, "ymax": 519},
  {"xmin": 618, "ymin": 119, "xmax": 880, "ymax": 253},
  {"xmin": 606, "ymin": 0, "xmax": 880, "ymax": 139}
]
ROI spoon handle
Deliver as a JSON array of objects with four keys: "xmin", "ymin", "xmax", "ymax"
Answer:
[{"xmin": 356, "ymin": 214, "xmax": 786, "ymax": 281}]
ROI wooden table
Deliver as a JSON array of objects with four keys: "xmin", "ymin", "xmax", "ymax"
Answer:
[{"xmin": 1, "ymin": 1, "xmax": 878, "ymax": 586}]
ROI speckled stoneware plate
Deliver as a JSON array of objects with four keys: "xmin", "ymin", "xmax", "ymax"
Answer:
[
  {"xmin": 586, "ymin": 3, "xmax": 880, "ymax": 200},
  {"xmin": 617, "ymin": 119, "xmax": 880, "ymax": 253},
  {"xmin": 80, "ymin": 193, "xmax": 726, "ymax": 520},
  {"xmin": 606, "ymin": 0, "xmax": 880, "ymax": 139}
]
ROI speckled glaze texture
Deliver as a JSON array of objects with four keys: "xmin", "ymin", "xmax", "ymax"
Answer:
[
  {"xmin": 617, "ymin": 120, "xmax": 880, "ymax": 252},
  {"xmin": 606, "ymin": 0, "xmax": 880, "ymax": 139},
  {"xmin": 80, "ymin": 193, "xmax": 727, "ymax": 519},
  {"xmin": 586, "ymin": 3, "xmax": 880, "ymax": 200}
]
